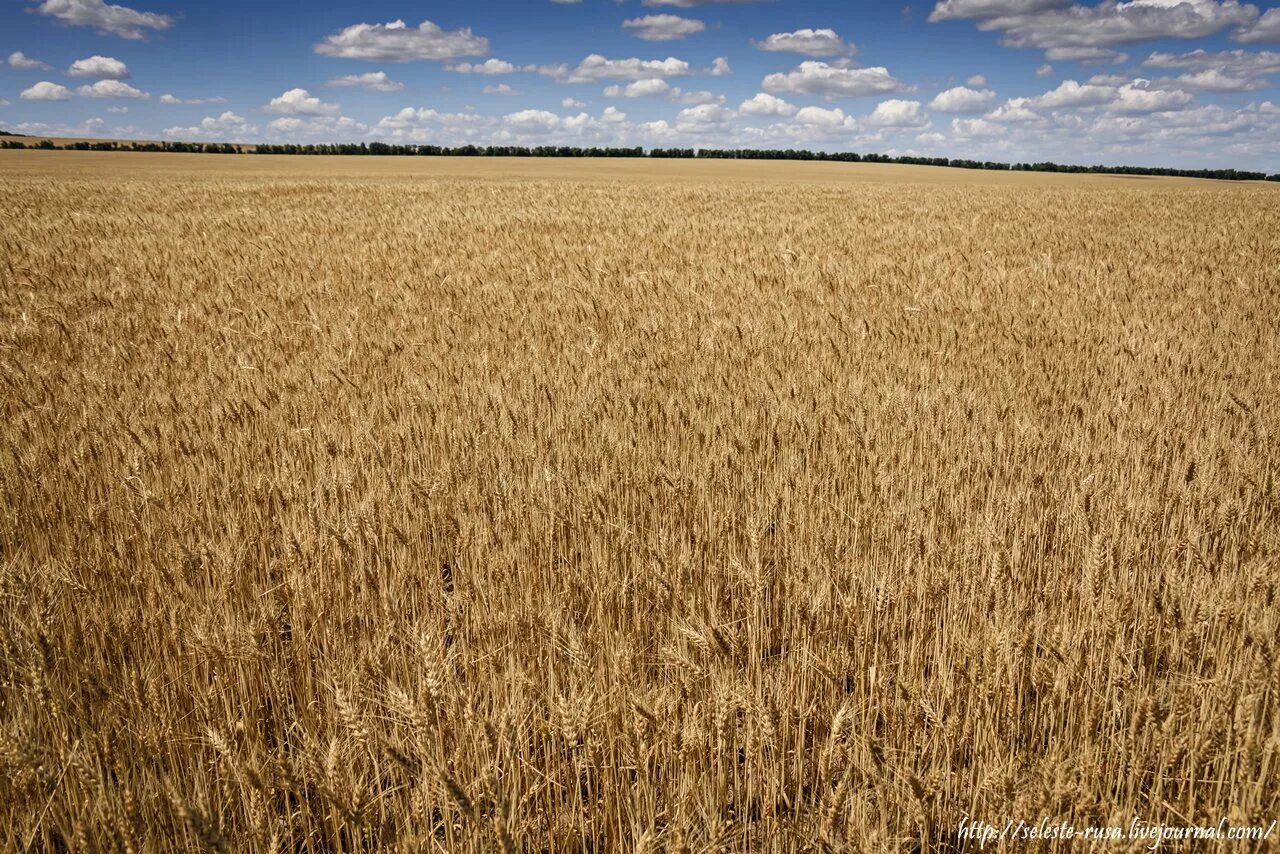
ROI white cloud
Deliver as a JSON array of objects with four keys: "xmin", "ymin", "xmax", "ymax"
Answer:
[
  {"xmin": 1034, "ymin": 78, "xmax": 1116, "ymax": 107},
  {"xmin": 674, "ymin": 89, "xmax": 723, "ymax": 104},
  {"xmin": 623, "ymin": 14, "xmax": 706, "ymax": 41},
  {"xmin": 447, "ymin": 58, "xmax": 517, "ymax": 74},
  {"xmin": 985, "ymin": 96, "xmax": 1040, "ymax": 121},
  {"xmin": 503, "ymin": 109, "xmax": 583, "ymax": 133},
  {"xmin": 1036, "ymin": 63, "xmax": 1055, "ymax": 76},
  {"xmin": 762, "ymin": 61, "xmax": 910, "ymax": 98},
  {"xmin": 1233, "ymin": 7, "xmax": 1280, "ymax": 43},
  {"xmin": 20, "ymin": 81, "xmax": 73, "ymax": 101},
  {"xmin": 67, "ymin": 55, "xmax": 130, "ymax": 79},
  {"xmin": 14, "ymin": 118, "xmax": 105, "ymax": 136},
  {"xmin": 1143, "ymin": 47, "xmax": 1280, "ymax": 75},
  {"xmin": 602, "ymin": 105, "xmax": 627, "ymax": 123},
  {"xmin": 753, "ymin": 28, "xmax": 852, "ymax": 57},
  {"xmin": 929, "ymin": 0, "xmax": 1072, "ymax": 21},
  {"xmin": 562, "ymin": 97, "xmax": 588, "ymax": 108},
  {"xmin": 75, "ymin": 79, "xmax": 149, "ymax": 99},
  {"xmin": 794, "ymin": 105, "xmax": 853, "ymax": 127},
  {"xmin": 483, "ymin": 83, "xmax": 517, "ymax": 95},
  {"xmin": 675, "ymin": 103, "xmax": 735, "ymax": 131},
  {"xmin": 326, "ymin": 71, "xmax": 404, "ymax": 92},
  {"xmin": 738, "ymin": 92, "xmax": 798, "ymax": 116},
  {"xmin": 967, "ymin": 73, "xmax": 989, "ymax": 86},
  {"xmin": 267, "ymin": 116, "xmax": 368, "ymax": 139},
  {"xmin": 602, "ymin": 78, "xmax": 723, "ymax": 106},
  {"xmin": 1107, "ymin": 79, "xmax": 1193, "ymax": 113},
  {"xmin": 106, "ymin": 105, "xmax": 128, "ymax": 113},
  {"xmin": 159, "ymin": 94, "xmax": 227, "ymax": 105},
  {"xmin": 1159, "ymin": 68, "xmax": 1268, "ymax": 90},
  {"xmin": 163, "ymin": 111, "xmax": 257, "ymax": 140},
  {"xmin": 929, "ymin": 0, "xmax": 1260, "ymax": 61},
  {"xmin": 8, "ymin": 52, "xmax": 51, "ymax": 70},
  {"xmin": 374, "ymin": 107, "xmax": 497, "ymax": 141},
  {"xmin": 565, "ymin": 54, "xmax": 692, "ymax": 82},
  {"xmin": 314, "ymin": 19, "xmax": 489, "ymax": 61},
  {"xmin": 604, "ymin": 78, "xmax": 672, "ymax": 97},
  {"xmin": 866, "ymin": 98, "xmax": 929, "ymax": 127},
  {"xmin": 264, "ymin": 88, "xmax": 339, "ymax": 117},
  {"xmin": 35, "ymin": 0, "xmax": 172, "ymax": 40},
  {"xmin": 711, "ymin": 56, "xmax": 732, "ymax": 76},
  {"xmin": 950, "ymin": 116, "xmax": 1004, "ymax": 137},
  {"xmin": 929, "ymin": 85, "xmax": 996, "ymax": 112}
]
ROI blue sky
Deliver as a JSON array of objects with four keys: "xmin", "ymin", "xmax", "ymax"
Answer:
[{"xmin": 4, "ymin": 0, "xmax": 1280, "ymax": 170}]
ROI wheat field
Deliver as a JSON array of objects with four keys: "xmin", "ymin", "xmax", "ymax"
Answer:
[{"xmin": 1, "ymin": 151, "xmax": 1278, "ymax": 851}]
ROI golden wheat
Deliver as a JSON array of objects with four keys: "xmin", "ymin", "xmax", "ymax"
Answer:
[{"xmin": 1, "ymin": 151, "xmax": 1278, "ymax": 851}]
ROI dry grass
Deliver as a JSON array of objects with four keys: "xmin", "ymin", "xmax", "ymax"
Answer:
[{"xmin": 1, "ymin": 150, "xmax": 1278, "ymax": 851}]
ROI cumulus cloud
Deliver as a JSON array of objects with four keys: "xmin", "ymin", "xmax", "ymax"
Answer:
[
  {"xmin": 8, "ymin": 52, "xmax": 51, "ymax": 70},
  {"xmin": 1036, "ymin": 63, "xmax": 1055, "ymax": 76},
  {"xmin": 314, "ymin": 20, "xmax": 489, "ymax": 61},
  {"xmin": 929, "ymin": 0, "xmax": 1072, "ymax": 20},
  {"xmin": 13, "ymin": 117, "xmax": 105, "ymax": 136},
  {"xmin": 67, "ymin": 55, "xmax": 130, "ymax": 79},
  {"xmin": 447, "ymin": 59, "xmax": 517, "ymax": 74},
  {"xmin": 20, "ymin": 81, "xmax": 73, "ymax": 101},
  {"xmin": 1033, "ymin": 78, "xmax": 1115, "ymax": 107},
  {"xmin": 1107, "ymin": 79, "xmax": 1193, "ymax": 113},
  {"xmin": 374, "ymin": 107, "xmax": 497, "ymax": 138},
  {"xmin": 1144, "ymin": 47, "xmax": 1280, "ymax": 74},
  {"xmin": 159, "ymin": 94, "xmax": 227, "ymax": 105},
  {"xmin": 753, "ymin": 28, "xmax": 853, "ymax": 57},
  {"xmin": 564, "ymin": 54, "xmax": 692, "ymax": 82},
  {"xmin": 326, "ymin": 72, "xmax": 404, "ymax": 92},
  {"xmin": 163, "ymin": 112, "xmax": 256, "ymax": 140},
  {"xmin": 967, "ymin": 74, "xmax": 989, "ymax": 86},
  {"xmin": 985, "ymin": 96, "xmax": 1040, "ymax": 120},
  {"xmin": 562, "ymin": 97, "xmax": 588, "ymax": 108},
  {"xmin": 602, "ymin": 78, "xmax": 723, "ymax": 106},
  {"xmin": 866, "ymin": 98, "xmax": 929, "ymax": 127},
  {"xmin": 35, "ymin": 0, "xmax": 173, "ymax": 40},
  {"xmin": 793, "ymin": 105, "xmax": 854, "ymax": 127},
  {"xmin": 762, "ymin": 61, "xmax": 910, "ymax": 98},
  {"xmin": 1155, "ymin": 68, "xmax": 1268, "ymax": 90},
  {"xmin": 264, "ymin": 88, "xmax": 339, "ymax": 117},
  {"xmin": 675, "ymin": 103, "xmax": 735, "ymax": 131},
  {"xmin": 604, "ymin": 78, "xmax": 672, "ymax": 97},
  {"xmin": 674, "ymin": 89, "xmax": 724, "ymax": 104},
  {"xmin": 929, "ymin": 0, "xmax": 1260, "ymax": 63},
  {"xmin": 1139, "ymin": 47, "xmax": 1280, "ymax": 98},
  {"xmin": 738, "ymin": 92, "xmax": 798, "ymax": 116},
  {"xmin": 623, "ymin": 14, "xmax": 706, "ymax": 41},
  {"xmin": 267, "ymin": 116, "xmax": 368, "ymax": 139},
  {"xmin": 929, "ymin": 85, "xmax": 996, "ymax": 112},
  {"xmin": 711, "ymin": 56, "xmax": 732, "ymax": 75},
  {"xmin": 1233, "ymin": 7, "xmax": 1280, "ymax": 43},
  {"xmin": 77, "ymin": 79, "xmax": 148, "ymax": 99},
  {"xmin": 501, "ymin": 109, "xmax": 604, "ymax": 135},
  {"xmin": 602, "ymin": 105, "xmax": 627, "ymax": 123},
  {"xmin": 483, "ymin": 83, "xmax": 517, "ymax": 95},
  {"xmin": 993, "ymin": 76, "xmax": 1197, "ymax": 117}
]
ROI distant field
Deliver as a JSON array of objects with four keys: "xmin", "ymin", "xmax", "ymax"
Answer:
[
  {"xmin": 2, "ymin": 150, "xmax": 1278, "ymax": 851},
  {"xmin": 3, "ymin": 146, "xmax": 1276, "ymax": 186}
]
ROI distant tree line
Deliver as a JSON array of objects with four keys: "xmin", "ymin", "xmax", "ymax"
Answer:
[{"xmin": 2, "ymin": 134, "xmax": 1277, "ymax": 181}]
